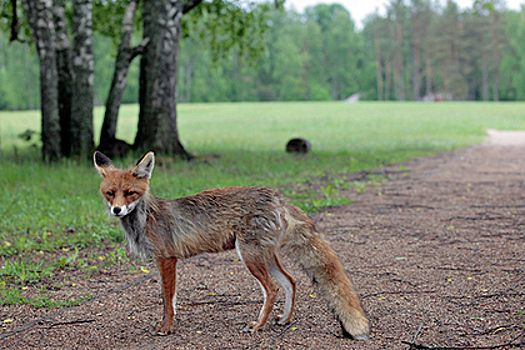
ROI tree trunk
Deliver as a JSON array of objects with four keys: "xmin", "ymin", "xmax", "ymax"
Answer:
[
  {"xmin": 52, "ymin": 0, "xmax": 73, "ymax": 157},
  {"xmin": 422, "ymin": 3, "xmax": 433, "ymax": 98},
  {"xmin": 135, "ymin": 0, "xmax": 192, "ymax": 159},
  {"xmin": 384, "ymin": 59, "xmax": 392, "ymax": 100},
  {"xmin": 490, "ymin": 11, "xmax": 499, "ymax": 102},
  {"xmin": 412, "ymin": 12, "xmax": 421, "ymax": 101},
  {"xmin": 425, "ymin": 53, "xmax": 432, "ymax": 96},
  {"xmin": 391, "ymin": 7, "xmax": 405, "ymax": 101},
  {"xmin": 481, "ymin": 27, "xmax": 489, "ymax": 102},
  {"xmin": 23, "ymin": 0, "xmax": 61, "ymax": 161},
  {"xmin": 70, "ymin": 0, "xmax": 94, "ymax": 159},
  {"xmin": 394, "ymin": 14, "xmax": 405, "ymax": 101},
  {"xmin": 99, "ymin": 0, "xmax": 146, "ymax": 157},
  {"xmin": 374, "ymin": 31, "xmax": 383, "ymax": 101}
]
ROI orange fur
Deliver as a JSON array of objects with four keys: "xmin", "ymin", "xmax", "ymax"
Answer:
[{"xmin": 94, "ymin": 151, "xmax": 370, "ymax": 339}]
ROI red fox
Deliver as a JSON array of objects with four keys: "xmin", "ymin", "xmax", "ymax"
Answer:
[{"xmin": 93, "ymin": 151, "xmax": 370, "ymax": 340}]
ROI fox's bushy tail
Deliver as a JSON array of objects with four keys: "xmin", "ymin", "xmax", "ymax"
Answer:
[{"xmin": 284, "ymin": 205, "xmax": 370, "ymax": 340}]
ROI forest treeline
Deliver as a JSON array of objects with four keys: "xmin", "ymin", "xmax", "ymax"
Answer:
[{"xmin": 0, "ymin": 0, "xmax": 524, "ymax": 110}]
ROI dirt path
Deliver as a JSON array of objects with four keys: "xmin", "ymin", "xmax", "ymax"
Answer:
[{"xmin": 1, "ymin": 132, "xmax": 524, "ymax": 349}]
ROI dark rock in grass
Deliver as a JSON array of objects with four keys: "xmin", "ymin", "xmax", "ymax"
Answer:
[{"xmin": 286, "ymin": 138, "xmax": 311, "ymax": 154}]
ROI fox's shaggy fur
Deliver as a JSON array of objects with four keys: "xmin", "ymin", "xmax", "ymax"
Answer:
[{"xmin": 94, "ymin": 151, "xmax": 370, "ymax": 340}]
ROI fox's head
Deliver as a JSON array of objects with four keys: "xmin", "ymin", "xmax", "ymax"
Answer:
[{"xmin": 93, "ymin": 151, "xmax": 155, "ymax": 218}]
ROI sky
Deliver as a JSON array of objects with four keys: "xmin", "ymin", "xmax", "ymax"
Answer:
[{"xmin": 284, "ymin": 0, "xmax": 525, "ymax": 29}]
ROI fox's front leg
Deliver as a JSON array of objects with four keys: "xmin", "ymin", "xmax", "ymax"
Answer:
[{"xmin": 154, "ymin": 257, "xmax": 178, "ymax": 336}]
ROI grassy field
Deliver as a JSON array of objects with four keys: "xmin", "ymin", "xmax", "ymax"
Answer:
[{"xmin": 1, "ymin": 101, "xmax": 524, "ymax": 304}]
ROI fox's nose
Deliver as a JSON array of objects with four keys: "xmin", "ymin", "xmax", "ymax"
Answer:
[{"xmin": 113, "ymin": 206, "xmax": 121, "ymax": 215}]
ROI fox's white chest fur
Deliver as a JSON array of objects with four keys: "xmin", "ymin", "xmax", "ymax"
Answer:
[{"xmin": 119, "ymin": 197, "xmax": 153, "ymax": 260}]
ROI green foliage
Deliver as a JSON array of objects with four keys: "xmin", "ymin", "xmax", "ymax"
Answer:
[
  {"xmin": 1, "ymin": 1, "xmax": 525, "ymax": 109},
  {"xmin": 179, "ymin": 2, "xmax": 525, "ymax": 103},
  {"xmin": 184, "ymin": 0, "xmax": 271, "ymax": 65},
  {"xmin": 0, "ymin": 36, "xmax": 40, "ymax": 110},
  {"xmin": 93, "ymin": 33, "xmax": 140, "ymax": 105},
  {"xmin": 179, "ymin": 4, "xmax": 368, "ymax": 102},
  {"xmin": 0, "ymin": 0, "xmax": 31, "ymax": 41},
  {"xmin": 92, "ymin": 0, "xmax": 131, "ymax": 42},
  {"xmin": 501, "ymin": 9, "xmax": 525, "ymax": 100}
]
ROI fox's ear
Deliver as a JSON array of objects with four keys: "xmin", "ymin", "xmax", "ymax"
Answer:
[
  {"xmin": 93, "ymin": 151, "xmax": 115, "ymax": 177},
  {"xmin": 132, "ymin": 151, "xmax": 155, "ymax": 179}
]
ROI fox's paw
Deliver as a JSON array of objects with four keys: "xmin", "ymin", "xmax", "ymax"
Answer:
[
  {"xmin": 274, "ymin": 314, "xmax": 292, "ymax": 326},
  {"xmin": 243, "ymin": 321, "xmax": 264, "ymax": 333},
  {"xmin": 242, "ymin": 325, "xmax": 255, "ymax": 333},
  {"xmin": 150, "ymin": 323, "xmax": 171, "ymax": 336}
]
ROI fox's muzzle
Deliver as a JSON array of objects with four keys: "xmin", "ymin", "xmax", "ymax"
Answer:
[{"xmin": 109, "ymin": 200, "xmax": 139, "ymax": 218}]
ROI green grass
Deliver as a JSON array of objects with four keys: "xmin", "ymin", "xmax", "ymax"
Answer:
[
  {"xmin": 0, "ymin": 259, "xmax": 54, "ymax": 285},
  {"xmin": 1, "ymin": 284, "xmax": 93, "ymax": 308},
  {"xmin": 1, "ymin": 101, "xmax": 525, "ymax": 252},
  {"xmin": 1, "ymin": 101, "xmax": 524, "ymax": 293}
]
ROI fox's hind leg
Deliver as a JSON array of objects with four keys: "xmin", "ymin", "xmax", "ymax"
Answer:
[
  {"xmin": 269, "ymin": 253, "xmax": 296, "ymax": 325},
  {"xmin": 235, "ymin": 239, "xmax": 279, "ymax": 332}
]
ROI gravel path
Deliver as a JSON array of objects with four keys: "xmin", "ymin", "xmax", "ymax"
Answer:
[{"xmin": 1, "ymin": 131, "xmax": 524, "ymax": 349}]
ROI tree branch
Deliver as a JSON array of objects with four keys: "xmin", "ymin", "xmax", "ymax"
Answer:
[
  {"xmin": 183, "ymin": 0, "xmax": 204, "ymax": 14},
  {"xmin": 129, "ymin": 37, "xmax": 150, "ymax": 61},
  {"xmin": 273, "ymin": 320, "xmax": 298, "ymax": 338},
  {"xmin": 409, "ymin": 319, "xmax": 426, "ymax": 347},
  {"xmin": 402, "ymin": 336, "xmax": 524, "ymax": 350},
  {"xmin": 9, "ymin": 0, "xmax": 28, "ymax": 43},
  {"xmin": 9, "ymin": 0, "xmax": 18, "ymax": 41},
  {"xmin": 46, "ymin": 319, "xmax": 95, "ymax": 329}
]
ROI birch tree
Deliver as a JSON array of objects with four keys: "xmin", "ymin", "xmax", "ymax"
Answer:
[
  {"xmin": 22, "ymin": 0, "xmax": 61, "ymax": 161},
  {"xmin": 70, "ymin": 0, "xmax": 94, "ymax": 158}
]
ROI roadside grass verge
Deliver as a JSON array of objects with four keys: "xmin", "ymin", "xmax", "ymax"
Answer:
[{"xmin": 1, "ymin": 101, "xmax": 524, "ymax": 307}]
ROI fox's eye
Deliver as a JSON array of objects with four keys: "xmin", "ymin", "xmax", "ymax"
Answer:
[
  {"xmin": 125, "ymin": 191, "xmax": 136, "ymax": 197},
  {"xmin": 106, "ymin": 191, "xmax": 115, "ymax": 197}
]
